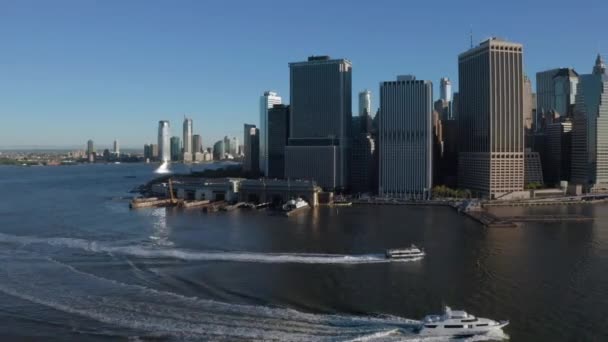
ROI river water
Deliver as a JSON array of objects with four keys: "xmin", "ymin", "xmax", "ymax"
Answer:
[{"xmin": 0, "ymin": 163, "xmax": 606, "ymax": 341}]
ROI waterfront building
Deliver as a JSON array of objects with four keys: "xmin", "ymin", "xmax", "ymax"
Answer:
[
  {"xmin": 545, "ymin": 120, "xmax": 572, "ymax": 185},
  {"xmin": 524, "ymin": 148, "xmax": 544, "ymax": 185},
  {"xmin": 183, "ymin": 117, "xmax": 193, "ymax": 162},
  {"xmin": 113, "ymin": 140, "xmax": 120, "ymax": 155},
  {"xmin": 438, "ymin": 119, "xmax": 459, "ymax": 187},
  {"xmin": 267, "ymin": 104, "xmax": 290, "ymax": 179},
  {"xmin": 358, "ymin": 90, "xmax": 372, "ymax": 117},
  {"xmin": 284, "ymin": 56, "xmax": 352, "ymax": 190},
  {"xmin": 244, "ymin": 127, "xmax": 260, "ymax": 174},
  {"xmin": 440, "ymin": 77, "xmax": 452, "ymax": 102},
  {"xmin": 259, "ymin": 91, "xmax": 282, "ymax": 175},
  {"xmin": 192, "ymin": 134, "xmax": 202, "ymax": 154},
  {"xmin": 458, "ymin": 38, "xmax": 524, "ymax": 198},
  {"xmin": 158, "ymin": 120, "xmax": 171, "ymax": 163},
  {"xmin": 213, "ymin": 140, "xmax": 225, "ymax": 160},
  {"xmin": 571, "ymin": 54, "xmax": 608, "ymax": 191},
  {"xmin": 170, "ymin": 136, "xmax": 181, "ymax": 162},
  {"xmin": 243, "ymin": 124, "xmax": 257, "ymax": 172},
  {"xmin": 378, "ymin": 75, "xmax": 433, "ymax": 199}
]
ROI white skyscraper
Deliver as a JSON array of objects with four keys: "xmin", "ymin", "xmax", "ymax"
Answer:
[
  {"xmin": 259, "ymin": 91, "xmax": 282, "ymax": 175},
  {"xmin": 183, "ymin": 117, "xmax": 193, "ymax": 162},
  {"xmin": 113, "ymin": 139, "xmax": 119, "ymax": 155},
  {"xmin": 158, "ymin": 120, "xmax": 171, "ymax": 163},
  {"xmin": 440, "ymin": 77, "xmax": 452, "ymax": 102},
  {"xmin": 231, "ymin": 136, "xmax": 239, "ymax": 156},
  {"xmin": 358, "ymin": 90, "xmax": 372, "ymax": 117}
]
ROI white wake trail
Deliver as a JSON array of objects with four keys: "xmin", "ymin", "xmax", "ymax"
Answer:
[{"xmin": 0, "ymin": 232, "xmax": 415, "ymax": 265}]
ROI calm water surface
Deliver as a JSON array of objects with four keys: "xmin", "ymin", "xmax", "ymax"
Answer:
[{"xmin": 0, "ymin": 164, "xmax": 607, "ymax": 341}]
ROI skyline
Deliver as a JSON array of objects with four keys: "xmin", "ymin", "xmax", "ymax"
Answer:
[{"xmin": 1, "ymin": 0, "xmax": 607, "ymax": 148}]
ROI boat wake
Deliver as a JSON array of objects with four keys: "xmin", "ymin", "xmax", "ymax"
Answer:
[
  {"xmin": 0, "ymin": 252, "xmax": 424, "ymax": 341},
  {"xmin": 0, "ymin": 233, "xmax": 417, "ymax": 265}
]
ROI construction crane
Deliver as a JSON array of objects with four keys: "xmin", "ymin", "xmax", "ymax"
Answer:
[{"xmin": 168, "ymin": 178, "xmax": 177, "ymax": 205}]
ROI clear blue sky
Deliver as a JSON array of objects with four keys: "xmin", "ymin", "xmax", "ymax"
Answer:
[{"xmin": 0, "ymin": 0, "xmax": 606, "ymax": 149}]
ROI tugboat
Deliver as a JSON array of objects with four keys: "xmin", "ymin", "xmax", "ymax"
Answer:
[
  {"xmin": 385, "ymin": 244, "xmax": 425, "ymax": 259},
  {"xmin": 415, "ymin": 306, "xmax": 509, "ymax": 338}
]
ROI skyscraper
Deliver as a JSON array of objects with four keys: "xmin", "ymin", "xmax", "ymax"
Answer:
[
  {"xmin": 158, "ymin": 120, "xmax": 171, "ymax": 163},
  {"xmin": 244, "ymin": 127, "xmax": 260, "ymax": 174},
  {"xmin": 536, "ymin": 68, "xmax": 579, "ymax": 128},
  {"xmin": 571, "ymin": 54, "xmax": 608, "ymax": 191},
  {"xmin": 192, "ymin": 134, "xmax": 202, "ymax": 154},
  {"xmin": 284, "ymin": 56, "xmax": 352, "ymax": 190},
  {"xmin": 183, "ymin": 117, "xmax": 193, "ymax": 162},
  {"xmin": 259, "ymin": 91, "xmax": 282, "ymax": 175},
  {"xmin": 523, "ymin": 75, "xmax": 535, "ymax": 131},
  {"xmin": 458, "ymin": 38, "xmax": 524, "ymax": 198},
  {"xmin": 358, "ymin": 90, "xmax": 372, "ymax": 117},
  {"xmin": 113, "ymin": 139, "xmax": 119, "ymax": 155},
  {"xmin": 440, "ymin": 77, "xmax": 452, "ymax": 102},
  {"xmin": 243, "ymin": 123, "xmax": 257, "ymax": 172},
  {"xmin": 86, "ymin": 139, "xmax": 94, "ymax": 156},
  {"xmin": 223, "ymin": 136, "xmax": 231, "ymax": 157},
  {"xmin": 379, "ymin": 75, "xmax": 433, "ymax": 199},
  {"xmin": 267, "ymin": 104, "xmax": 290, "ymax": 179},
  {"xmin": 213, "ymin": 140, "xmax": 225, "ymax": 160},
  {"xmin": 231, "ymin": 137, "xmax": 239, "ymax": 156},
  {"xmin": 170, "ymin": 136, "xmax": 181, "ymax": 162}
]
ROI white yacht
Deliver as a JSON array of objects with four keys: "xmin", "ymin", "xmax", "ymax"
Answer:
[
  {"xmin": 415, "ymin": 306, "xmax": 508, "ymax": 338},
  {"xmin": 385, "ymin": 245, "xmax": 425, "ymax": 259},
  {"xmin": 282, "ymin": 198, "xmax": 309, "ymax": 211}
]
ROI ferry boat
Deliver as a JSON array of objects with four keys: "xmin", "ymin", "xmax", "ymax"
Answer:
[
  {"xmin": 385, "ymin": 245, "xmax": 425, "ymax": 259},
  {"xmin": 415, "ymin": 306, "xmax": 509, "ymax": 338}
]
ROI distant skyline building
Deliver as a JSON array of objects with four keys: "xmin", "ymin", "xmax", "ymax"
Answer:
[
  {"xmin": 170, "ymin": 136, "xmax": 181, "ymax": 162},
  {"xmin": 223, "ymin": 136, "xmax": 231, "ymax": 157},
  {"xmin": 113, "ymin": 139, "xmax": 119, "ymax": 155},
  {"xmin": 267, "ymin": 104, "xmax": 290, "ymax": 179},
  {"xmin": 192, "ymin": 134, "xmax": 202, "ymax": 154},
  {"xmin": 183, "ymin": 117, "xmax": 193, "ymax": 162},
  {"xmin": 213, "ymin": 140, "xmax": 225, "ymax": 160},
  {"xmin": 259, "ymin": 91, "xmax": 282, "ymax": 175},
  {"xmin": 440, "ymin": 77, "xmax": 452, "ymax": 102},
  {"xmin": 285, "ymin": 55, "xmax": 352, "ymax": 190},
  {"xmin": 230, "ymin": 137, "xmax": 239, "ymax": 156},
  {"xmin": 379, "ymin": 75, "xmax": 433, "ymax": 199},
  {"xmin": 545, "ymin": 119, "xmax": 572, "ymax": 185},
  {"xmin": 157, "ymin": 120, "xmax": 171, "ymax": 163},
  {"xmin": 358, "ymin": 89, "xmax": 372, "ymax": 117},
  {"xmin": 86, "ymin": 139, "xmax": 94, "ymax": 155},
  {"xmin": 571, "ymin": 54, "xmax": 608, "ymax": 191},
  {"xmin": 458, "ymin": 38, "xmax": 524, "ymax": 198},
  {"xmin": 243, "ymin": 123, "xmax": 257, "ymax": 172}
]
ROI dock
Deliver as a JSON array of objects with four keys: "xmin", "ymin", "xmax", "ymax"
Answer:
[
  {"xmin": 462, "ymin": 210, "xmax": 518, "ymax": 228},
  {"xmin": 284, "ymin": 206, "xmax": 310, "ymax": 217},
  {"xmin": 180, "ymin": 200, "xmax": 210, "ymax": 209},
  {"xmin": 130, "ymin": 198, "xmax": 178, "ymax": 209},
  {"xmin": 501, "ymin": 215, "xmax": 593, "ymax": 222}
]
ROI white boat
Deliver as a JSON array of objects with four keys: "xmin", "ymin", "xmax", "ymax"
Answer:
[
  {"xmin": 385, "ymin": 244, "xmax": 425, "ymax": 259},
  {"xmin": 415, "ymin": 306, "xmax": 509, "ymax": 338},
  {"xmin": 282, "ymin": 198, "xmax": 309, "ymax": 211}
]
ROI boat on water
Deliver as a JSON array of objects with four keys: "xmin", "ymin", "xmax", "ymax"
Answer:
[
  {"xmin": 282, "ymin": 198, "xmax": 309, "ymax": 211},
  {"xmin": 415, "ymin": 306, "xmax": 509, "ymax": 338},
  {"xmin": 385, "ymin": 244, "xmax": 425, "ymax": 259}
]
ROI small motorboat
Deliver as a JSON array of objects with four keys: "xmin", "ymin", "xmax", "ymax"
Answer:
[
  {"xmin": 415, "ymin": 306, "xmax": 509, "ymax": 338},
  {"xmin": 385, "ymin": 244, "xmax": 425, "ymax": 259}
]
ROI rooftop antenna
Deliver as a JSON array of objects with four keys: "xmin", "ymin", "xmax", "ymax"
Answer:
[{"xmin": 469, "ymin": 26, "xmax": 473, "ymax": 49}]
